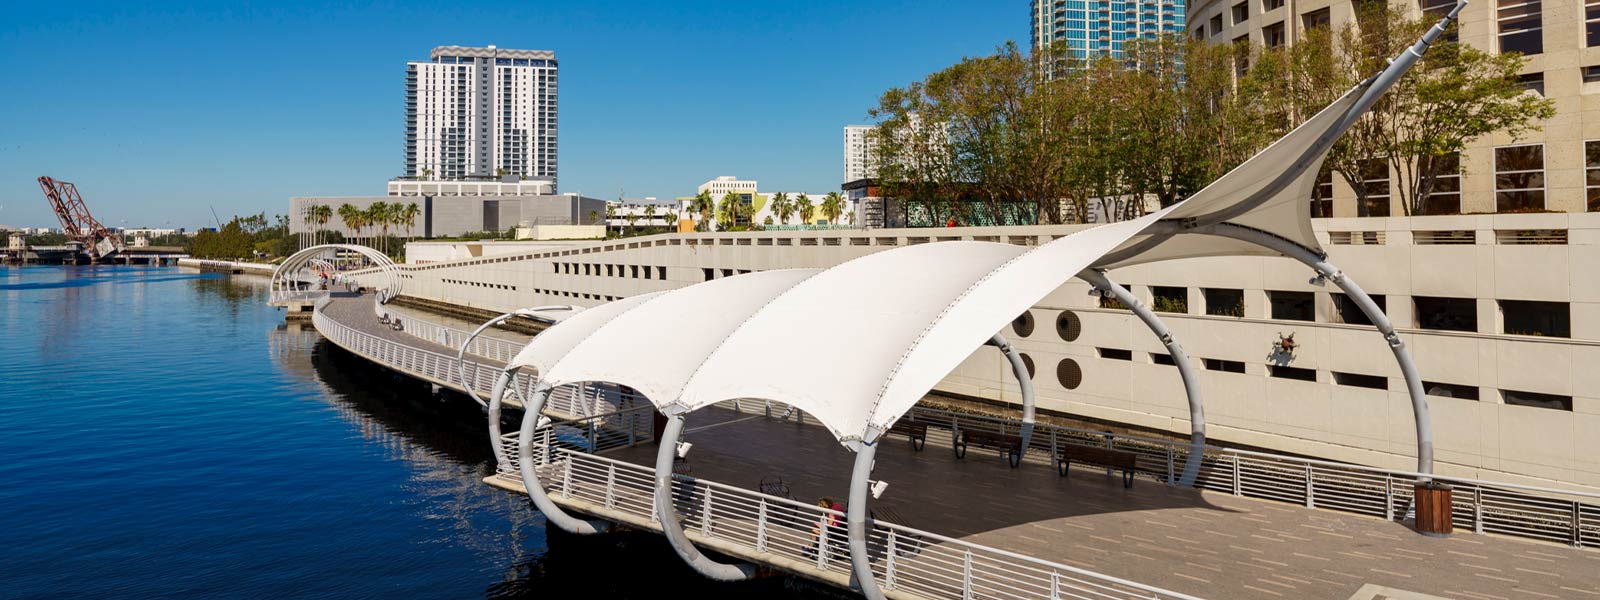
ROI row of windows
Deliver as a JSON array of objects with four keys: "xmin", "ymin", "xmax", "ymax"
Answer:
[
  {"xmin": 1095, "ymin": 347, "xmax": 1571, "ymax": 410},
  {"xmin": 1305, "ymin": 142, "xmax": 1600, "ymax": 216},
  {"xmin": 552, "ymin": 261, "xmax": 669, "ymax": 281},
  {"xmin": 1102, "ymin": 287, "xmax": 1571, "ymax": 338},
  {"xmin": 440, "ymin": 278, "xmax": 516, "ymax": 291},
  {"xmin": 532, "ymin": 289, "xmax": 621, "ymax": 302}
]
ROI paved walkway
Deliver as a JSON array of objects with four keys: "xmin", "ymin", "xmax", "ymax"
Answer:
[{"xmin": 602, "ymin": 406, "xmax": 1600, "ymax": 600}]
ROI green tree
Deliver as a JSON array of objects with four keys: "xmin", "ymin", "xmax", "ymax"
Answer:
[
  {"xmin": 643, "ymin": 204, "xmax": 657, "ymax": 232},
  {"xmin": 337, "ymin": 204, "xmax": 362, "ymax": 247},
  {"xmin": 690, "ymin": 190, "xmax": 715, "ymax": 231},
  {"xmin": 795, "ymin": 193, "xmax": 814, "ymax": 224},
  {"xmin": 604, "ymin": 203, "xmax": 617, "ymax": 237},
  {"xmin": 769, "ymin": 192, "xmax": 792, "ymax": 225},
  {"xmin": 401, "ymin": 202, "xmax": 421, "ymax": 243},
  {"xmin": 820, "ymin": 192, "xmax": 845, "ymax": 225}
]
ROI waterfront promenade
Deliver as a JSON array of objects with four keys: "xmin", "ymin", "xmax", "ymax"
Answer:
[{"xmin": 307, "ymin": 293, "xmax": 1600, "ymax": 600}]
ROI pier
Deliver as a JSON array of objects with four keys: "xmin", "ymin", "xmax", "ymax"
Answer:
[{"xmin": 308, "ymin": 291, "xmax": 1600, "ymax": 600}]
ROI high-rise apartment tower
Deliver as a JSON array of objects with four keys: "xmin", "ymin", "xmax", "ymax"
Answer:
[
  {"xmin": 1031, "ymin": 0, "xmax": 1187, "ymax": 58},
  {"xmin": 405, "ymin": 45, "xmax": 558, "ymax": 187}
]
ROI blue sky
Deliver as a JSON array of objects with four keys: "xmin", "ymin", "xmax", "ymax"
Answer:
[{"xmin": 0, "ymin": 1, "xmax": 1019, "ymax": 230}]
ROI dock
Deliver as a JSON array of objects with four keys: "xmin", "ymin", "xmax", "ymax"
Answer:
[{"xmin": 309, "ymin": 293, "xmax": 1600, "ymax": 600}]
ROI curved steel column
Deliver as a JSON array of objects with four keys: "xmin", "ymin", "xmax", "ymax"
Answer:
[
  {"xmin": 986, "ymin": 333, "xmax": 1037, "ymax": 451},
  {"xmin": 459, "ymin": 312, "xmax": 521, "ymax": 407},
  {"xmin": 487, "ymin": 368, "xmax": 517, "ymax": 467},
  {"xmin": 516, "ymin": 383, "xmax": 606, "ymax": 534},
  {"xmin": 1206, "ymin": 223, "xmax": 1433, "ymax": 477},
  {"xmin": 1078, "ymin": 269, "xmax": 1207, "ymax": 488},
  {"xmin": 654, "ymin": 415, "xmax": 756, "ymax": 581},
  {"xmin": 846, "ymin": 442, "xmax": 887, "ymax": 600}
]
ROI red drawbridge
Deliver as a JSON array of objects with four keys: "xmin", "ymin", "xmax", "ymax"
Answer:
[{"xmin": 37, "ymin": 176, "xmax": 124, "ymax": 259}]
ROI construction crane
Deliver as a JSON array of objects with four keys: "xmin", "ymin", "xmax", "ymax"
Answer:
[{"xmin": 36, "ymin": 176, "xmax": 124, "ymax": 259}]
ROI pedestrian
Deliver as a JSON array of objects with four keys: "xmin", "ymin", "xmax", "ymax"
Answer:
[{"xmin": 804, "ymin": 497, "xmax": 843, "ymax": 560}]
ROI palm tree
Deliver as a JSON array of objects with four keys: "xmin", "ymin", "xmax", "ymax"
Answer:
[
  {"xmin": 690, "ymin": 191, "xmax": 715, "ymax": 232},
  {"xmin": 718, "ymin": 191, "xmax": 744, "ymax": 230},
  {"xmin": 368, "ymin": 202, "xmax": 390, "ymax": 253},
  {"xmin": 588, "ymin": 209, "xmax": 600, "ymax": 226},
  {"xmin": 337, "ymin": 204, "xmax": 361, "ymax": 247},
  {"xmin": 604, "ymin": 203, "xmax": 617, "ymax": 238},
  {"xmin": 401, "ymin": 202, "xmax": 421, "ymax": 243},
  {"xmin": 313, "ymin": 204, "xmax": 332, "ymax": 245},
  {"xmin": 664, "ymin": 210, "xmax": 679, "ymax": 231},
  {"xmin": 643, "ymin": 204, "xmax": 657, "ymax": 232},
  {"xmin": 820, "ymin": 192, "xmax": 845, "ymax": 225},
  {"xmin": 796, "ymin": 193, "xmax": 814, "ymax": 225},
  {"xmin": 770, "ymin": 192, "xmax": 791, "ymax": 225}
]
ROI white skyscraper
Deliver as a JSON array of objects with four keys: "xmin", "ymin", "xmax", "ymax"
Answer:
[
  {"xmin": 405, "ymin": 45, "xmax": 558, "ymax": 187},
  {"xmin": 843, "ymin": 124, "xmax": 878, "ymax": 183}
]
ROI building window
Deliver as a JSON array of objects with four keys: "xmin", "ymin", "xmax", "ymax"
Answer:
[
  {"xmin": 1210, "ymin": 14, "xmax": 1224, "ymax": 35},
  {"xmin": 1205, "ymin": 288, "xmax": 1245, "ymax": 317},
  {"xmin": 1302, "ymin": 8, "xmax": 1330, "ymax": 31},
  {"xmin": 1425, "ymin": 381, "xmax": 1480, "ymax": 400},
  {"xmin": 1269, "ymin": 291, "xmax": 1315, "ymax": 321},
  {"xmin": 1232, "ymin": 2, "xmax": 1249, "ymax": 24},
  {"xmin": 1415, "ymin": 296, "xmax": 1477, "ymax": 332},
  {"xmin": 1333, "ymin": 293, "xmax": 1385, "ymax": 325},
  {"xmin": 1265, "ymin": 0, "xmax": 1285, "ymax": 9},
  {"xmin": 1310, "ymin": 167, "xmax": 1334, "ymax": 217},
  {"xmin": 1497, "ymin": 0, "xmax": 1543, "ymax": 55},
  {"xmin": 1233, "ymin": 36, "xmax": 1251, "ymax": 77},
  {"xmin": 1270, "ymin": 365, "xmax": 1317, "ymax": 381},
  {"xmin": 1588, "ymin": 0, "xmax": 1600, "ymax": 46},
  {"xmin": 1421, "ymin": 0, "xmax": 1460, "ymax": 41},
  {"xmin": 1420, "ymin": 153, "xmax": 1462, "ymax": 215},
  {"xmin": 1502, "ymin": 390, "xmax": 1572, "ymax": 410},
  {"xmin": 1501, "ymin": 300, "xmax": 1569, "ymax": 337},
  {"xmin": 1494, "ymin": 144, "xmax": 1544, "ymax": 212},
  {"xmin": 1152, "ymin": 286, "xmax": 1188, "ymax": 313},
  {"xmin": 1358, "ymin": 158, "xmax": 1391, "ymax": 217},
  {"xmin": 1152, "ymin": 353, "xmax": 1176, "ymax": 366},
  {"xmin": 1099, "ymin": 348, "xmax": 1133, "ymax": 361},
  {"xmin": 1194, "ymin": 26, "xmax": 1206, "ymax": 39},
  {"xmin": 1335, "ymin": 372, "xmax": 1388, "ymax": 390},
  {"xmin": 1205, "ymin": 358, "xmax": 1247, "ymax": 373},
  {"xmin": 1264, "ymin": 22, "xmax": 1286, "ymax": 48},
  {"xmin": 1518, "ymin": 72, "xmax": 1545, "ymax": 95},
  {"xmin": 1587, "ymin": 141, "xmax": 1600, "ymax": 211}
]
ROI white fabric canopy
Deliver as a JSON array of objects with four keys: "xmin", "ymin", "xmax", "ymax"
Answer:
[
  {"xmin": 539, "ymin": 269, "xmax": 821, "ymax": 405},
  {"xmin": 506, "ymin": 292, "xmax": 666, "ymax": 377},
  {"xmin": 506, "ymin": 75, "xmax": 1383, "ymax": 447}
]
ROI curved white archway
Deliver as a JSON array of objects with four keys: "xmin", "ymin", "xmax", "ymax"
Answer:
[{"xmin": 269, "ymin": 244, "xmax": 402, "ymax": 309}]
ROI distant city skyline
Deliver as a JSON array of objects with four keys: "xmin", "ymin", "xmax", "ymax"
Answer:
[{"xmin": 0, "ymin": 1, "xmax": 1019, "ymax": 229}]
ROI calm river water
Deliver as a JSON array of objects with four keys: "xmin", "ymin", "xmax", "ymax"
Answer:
[{"xmin": 0, "ymin": 266, "xmax": 833, "ymax": 599}]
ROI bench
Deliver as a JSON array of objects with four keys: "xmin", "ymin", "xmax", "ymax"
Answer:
[
  {"xmin": 887, "ymin": 420, "xmax": 928, "ymax": 451},
  {"xmin": 869, "ymin": 504, "xmax": 925, "ymax": 557},
  {"xmin": 955, "ymin": 429, "xmax": 1023, "ymax": 468},
  {"xmin": 1058, "ymin": 444, "xmax": 1139, "ymax": 488}
]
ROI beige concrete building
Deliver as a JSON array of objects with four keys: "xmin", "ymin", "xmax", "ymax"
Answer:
[
  {"xmin": 1188, "ymin": 0, "xmax": 1600, "ymax": 216},
  {"xmin": 382, "ymin": 212, "xmax": 1600, "ymax": 493}
]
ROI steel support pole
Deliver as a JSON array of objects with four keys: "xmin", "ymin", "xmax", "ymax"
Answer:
[
  {"xmin": 487, "ymin": 369, "xmax": 515, "ymax": 467},
  {"xmin": 1078, "ymin": 269, "xmax": 1206, "ymax": 487},
  {"xmin": 1205, "ymin": 223, "xmax": 1433, "ymax": 477},
  {"xmin": 986, "ymin": 333, "xmax": 1037, "ymax": 452},
  {"xmin": 458, "ymin": 312, "xmax": 521, "ymax": 407},
  {"xmin": 654, "ymin": 415, "xmax": 756, "ymax": 581},
  {"xmin": 514, "ymin": 382, "xmax": 606, "ymax": 534},
  {"xmin": 847, "ymin": 442, "xmax": 888, "ymax": 600}
]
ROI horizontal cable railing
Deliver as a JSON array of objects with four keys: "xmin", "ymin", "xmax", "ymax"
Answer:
[
  {"xmin": 901, "ymin": 406, "xmax": 1600, "ymax": 549},
  {"xmin": 515, "ymin": 422, "xmax": 1199, "ymax": 600},
  {"xmin": 311, "ymin": 299, "xmax": 628, "ymax": 418}
]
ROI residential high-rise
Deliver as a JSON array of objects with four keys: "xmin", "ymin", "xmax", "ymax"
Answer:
[
  {"xmin": 1031, "ymin": 0, "xmax": 1187, "ymax": 58},
  {"xmin": 405, "ymin": 45, "xmax": 558, "ymax": 187},
  {"xmin": 844, "ymin": 125, "xmax": 878, "ymax": 183}
]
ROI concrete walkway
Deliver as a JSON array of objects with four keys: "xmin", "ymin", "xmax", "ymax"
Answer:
[{"xmin": 602, "ymin": 406, "xmax": 1600, "ymax": 600}]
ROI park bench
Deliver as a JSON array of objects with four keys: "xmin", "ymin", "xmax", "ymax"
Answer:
[
  {"xmin": 887, "ymin": 420, "xmax": 927, "ymax": 451},
  {"xmin": 955, "ymin": 429, "xmax": 1024, "ymax": 468},
  {"xmin": 869, "ymin": 503, "xmax": 926, "ymax": 557},
  {"xmin": 1057, "ymin": 444, "xmax": 1139, "ymax": 488}
]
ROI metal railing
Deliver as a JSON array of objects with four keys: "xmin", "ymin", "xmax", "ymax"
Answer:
[
  {"xmin": 311, "ymin": 298, "xmax": 627, "ymax": 418},
  {"xmin": 504, "ymin": 415, "xmax": 1200, "ymax": 600},
  {"xmin": 399, "ymin": 316, "xmax": 526, "ymax": 364},
  {"xmin": 900, "ymin": 406, "xmax": 1600, "ymax": 549}
]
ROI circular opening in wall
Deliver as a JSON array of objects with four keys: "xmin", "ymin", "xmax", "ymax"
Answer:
[
  {"xmin": 1056, "ymin": 358, "xmax": 1083, "ymax": 389},
  {"xmin": 1056, "ymin": 310, "xmax": 1082, "ymax": 342},
  {"xmin": 1020, "ymin": 353, "xmax": 1035, "ymax": 379},
  {"xmin": 1012, "ymin": 311, "xmax": 1035, "ymax": 338}
]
